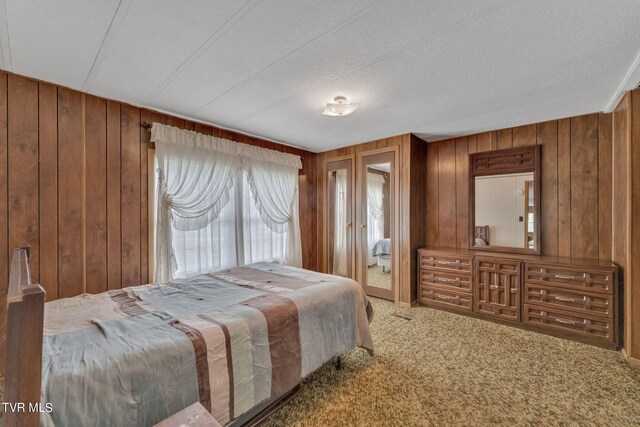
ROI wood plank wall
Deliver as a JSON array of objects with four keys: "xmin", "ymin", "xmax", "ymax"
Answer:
[
  {"xmin": 612, "ymin": 88, "xmax": 640, "ymax": 365},
  {"xmin": 0, "ymin": 71, "xmax": 317, "ymax": 382},
  {"xmin": 426, "ymin": 113, "xmax": 613, "ymax": 262}
]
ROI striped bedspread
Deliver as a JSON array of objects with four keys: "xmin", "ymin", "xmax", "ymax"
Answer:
[{"xmin": 40, "ymin": 263, "xmax": 374, "ymax": 427}]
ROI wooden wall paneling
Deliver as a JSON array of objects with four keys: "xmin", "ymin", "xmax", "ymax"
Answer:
[
  {"xmin": 497, "ymin": 128, "xmax": 513, "ymax": 150},
  {"xmin": 85, "ymin": 95, "xmax": 108, "ymax": 294},
  {"xmin": 612, "ymin": 90, "xmax": 636, "ymax": 362},
  {"xmin": 408, "ymin": 135, "xmax": 427, "ymax": 303},
  {"xmin": 629, "ymin": 89, "xmax": 640, "ymax": 361},
  {"xmin": 513, "ymin": 124, "xmax": 536, "ymax": 147},
  {"xmin": 437, "ymin": 139, "xmax": 456, "ymax": 246},
  {"xmin": 597, "ymin": 113, "xmax": 613, "ymax": 262},
  {"xmin": 120, "ymin": 105, "xmax": 141, "ymax": 287},
  {"xmin": 570, "ymin": 114, "xmax": 599, "ymax": 260},
  {"xmin": 557, "ymin": 118, "xmax": 572, "ymax": 257},
  {"xmin": 166, "ymin": 116, "xmax": 185, "ymax": 129},
  {"xmin": 400, "ymin": 137, "xmax": 411, "ymax": 304},
  {"xmin": 455, "ymin": 137, "xmax": 469, "ymax": 249},
  {"xmin": 8, "ymin": 75, "xmax": 39, "ymax": 284},
  {"xmin": 399, "ymin": 135, "xmax": 427, "ymax": 304},
  {"xmin": 467, "ymin": 134, "xmax": 478, "ymax": 154},
  {"xmin": 537, "ymin": 120, "xmax": 559, "ymax": 257},
  {"xmin": 106, "ymin": 101, "xmax": 122, "ymax": 290},
  {"xmin": 38, "ymin": 83, "xmax": 58, "ymax": 300},
  {"xmin": 194, "ymin": 122, "xmax": 213, "ymax": 136},
  {"xmin": 426, "ymin": 142, "xmax": 439, "ymax": 246},
  {"xmin": 57, "ymin": 88, "xmax": 84, "ymax": 298},
  {"xmin": 0, "ymin": 71, "xmax": 7, "ymax": 385},
  {"xmin": 476, "ymin": 131, "xmax": 494, "ymax": 152},
  {"xmin": 299, "ymin": 152, "xmax": 318, "ymax": 271},
  {"xmin": 316, "ymin": 153, "xmax": 326, "ymax": 273},
  {"xmin": 612, "ymin": 96, "xmax": 629, "ymax": 268},
  {"xmin": 140, "ymin": 109, "xmax": 166, "ymax": 284}
]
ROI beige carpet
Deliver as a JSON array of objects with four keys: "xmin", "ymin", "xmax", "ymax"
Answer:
[
  {"xmin": 263, "ymin": 298, "xmax": 640, "ymax": 427},
  {"xmin": 367, "ymin": 265, "xmax": 391, "ymax": 290}
]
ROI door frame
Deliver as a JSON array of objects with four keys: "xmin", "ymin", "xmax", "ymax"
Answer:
[
  {"xmin": 356, "ymin": 147, "xmax": 400, "ymax": 302},
  {"xmin": 324, "ymin": 156, "xmax": 355, "ymax": 279}
]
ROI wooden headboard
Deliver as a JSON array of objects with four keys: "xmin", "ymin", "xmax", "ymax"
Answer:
[
  {"xmin": 3, "ymin": 246, "xmax": 45, "ymax": 427},
  {"xmin": 475, "ymin": 225, "xmax": 490, "ymax": 245}
]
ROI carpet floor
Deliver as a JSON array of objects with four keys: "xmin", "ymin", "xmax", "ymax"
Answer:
[
  {"xmin": 263, "ymin": 298, "xmax": 640, "ymax": 427},
  {"xmin": 367, "ymin": 265, "xmax": 391, "ymax": 290}
]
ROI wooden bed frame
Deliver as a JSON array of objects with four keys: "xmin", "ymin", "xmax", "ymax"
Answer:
[
  {"xmin": 3, "ymin": 246, "xmax": 342, "ymax": 427},
  {"xmin": 3, "ymin": 246, "xmax": 46, "ymax": 427}
]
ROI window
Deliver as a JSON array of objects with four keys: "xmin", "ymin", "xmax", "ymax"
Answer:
[{"xmin": 162, "ymin": 170, "xmax": 288, "ymax": 279}]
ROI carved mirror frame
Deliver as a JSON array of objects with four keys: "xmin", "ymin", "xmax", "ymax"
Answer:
[{"xmin": 469, "ymin": 145, "xmax": 541, "ymax": 255}]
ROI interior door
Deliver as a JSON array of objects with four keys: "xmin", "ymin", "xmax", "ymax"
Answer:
[
  {"xmin": 325, "ymin": 159, "xmax": 354, "ymax": 278},
  {"xmin": 358, "ymin": 150, "xmax": 395, "ymax": 301}
]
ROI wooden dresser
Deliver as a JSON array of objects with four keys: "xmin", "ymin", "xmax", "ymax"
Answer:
[{"xmin": 418, "ymin": 247, "xmax": 620, "ymax": 349}]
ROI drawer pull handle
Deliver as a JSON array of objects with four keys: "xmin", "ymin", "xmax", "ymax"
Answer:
[
  {"xmin": 438, "ymin": 277, "xmax": 460, "ymax": 283},
  {"xmin": 435, "ymin": 260, "xmax": 459, "ymax": 266},
  {"xmin": 489, "ymin": 285, "xmax": 503, "ymax": 290},
  {"xmin": 554, "ymin": 273, "xmax": 587, "ymax": 280},
  {"xmin": 437, "ymin": 295, "xmax": 460, "ymax": 301},
  {"xmin": 553, "ymin": 295, "xmax": 585, "ymax": 303},
  {"xmin": 552, "ymin": 317, "xmax": 586, "ymax": 326}
]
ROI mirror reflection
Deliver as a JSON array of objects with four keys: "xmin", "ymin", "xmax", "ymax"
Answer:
[
  {"xmin": 327, "ymin": 169, "xmax": 349, "ymax": 277},
  {"xmin": 366, "ymin": 163, "xmax": 392, "ymax": 290},
  {"xmin": 474, "ymin": 172, "xmax": 535, "ymax": 249}
]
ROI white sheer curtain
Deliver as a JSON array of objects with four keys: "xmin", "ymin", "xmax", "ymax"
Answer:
[
  {"xmin": 151, "ymin": 123, "xmax": 303, "ymax": 281},
  {"xmin": 244, "ymin": 157, "xmax": 302, "ymax": 267},
  {"xmin": 154, "ymin": 138, "xmax": 240, "ymax": 282},
  {"xmin": 172, "ymin": 190, "xmax": 238, "ymax": 278},
  {"xmin": 242, "ymin": 172, "xmax": 288, "ymax": 265},
  {"xmin": 333, "ymin": 170, "xmax": 348, "ymax": 276},
  {"xmin": 367, "ymin": 172, "xmax": 385, "ymax": 266}
]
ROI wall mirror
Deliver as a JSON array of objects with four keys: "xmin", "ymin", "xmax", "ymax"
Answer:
[
  {"xmin": 469, "ymin": 145, "xmax": 541, "ymax": 254},
  {"xmin": 359, "ymin": 150, "xmax": 395, "ymax": 301},
  {"xmin": 326, "ymin": 159, "xmax": 353, "ymax": 278}
]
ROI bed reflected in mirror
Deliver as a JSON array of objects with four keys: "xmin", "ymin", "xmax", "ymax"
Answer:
[{"xmin": 365, "ymin": 162, "xmax": 392, "ymax": 293}]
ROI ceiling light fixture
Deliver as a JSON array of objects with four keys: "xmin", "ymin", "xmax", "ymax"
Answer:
[{"xmin": 322, "ymin": 96, "xmax": 358, "ymax": 116}]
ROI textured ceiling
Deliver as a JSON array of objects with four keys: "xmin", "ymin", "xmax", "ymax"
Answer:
[{"xmin": 1, "ymin": 0, "xmax": 639, "ymax": 152}]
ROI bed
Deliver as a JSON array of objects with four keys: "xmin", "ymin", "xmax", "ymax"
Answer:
[
  {"xmin": 372, "ymin": 238, "xmax": 391, "ymax": 272},
  {"xmin": 5, "ymin": 248, "xmax": 374, "ymax": 427}
]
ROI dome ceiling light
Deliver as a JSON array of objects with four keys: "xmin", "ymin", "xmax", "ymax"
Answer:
[{"xmin": 322, "ymin": 96, "xmax": 358, "ymax": 116}]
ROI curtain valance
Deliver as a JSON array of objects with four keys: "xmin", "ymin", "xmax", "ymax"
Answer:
[{"xmin": 151, "ymin": 123, "xmax": 302, "ymax": 169}]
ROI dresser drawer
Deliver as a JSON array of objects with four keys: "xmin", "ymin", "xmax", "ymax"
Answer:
[
  {"xmin": 420, "ymin": 286, "xmax": 472, "ymax": 313},
  {"xmin": 524, "ymin": 283, "xmax": 614, "ymax": 318},
  {"xmin": 524, "ymin": 263, "xmax": 615, "ymax": 294},
  {"xmin": 419, "ymin": 252, "xmax": 472, "ymax": 274},
  {"xmin": 524, "ymin": 304, "xmax": 615, "ymax": 343},
  {"xmin": 420, "ymin": 270, "xmax": 472, "ymax": 293}
]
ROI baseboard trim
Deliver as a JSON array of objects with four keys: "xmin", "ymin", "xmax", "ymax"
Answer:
[{"xmin": 621, "ymin": 348, "xmax": 640, "ymax": 366}]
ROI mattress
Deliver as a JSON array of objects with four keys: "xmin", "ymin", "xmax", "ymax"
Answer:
[
  {"xmin": 40, "ymin": 263, "xmax": 374, "ymax": 426},
  {"xmin": 372, "ymin": 238, "xmax": 391, "ymax": 257}
]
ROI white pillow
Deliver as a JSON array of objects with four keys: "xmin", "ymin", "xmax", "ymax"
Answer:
[{"xmin": 475, "ymin": 237, "xmax": 487, "ymax": 246}]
